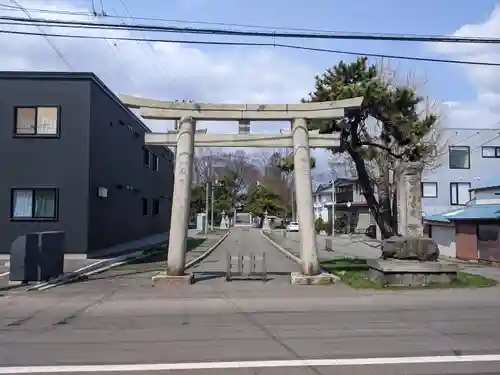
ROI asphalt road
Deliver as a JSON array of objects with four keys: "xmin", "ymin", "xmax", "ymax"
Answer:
[{"xmin": 0, "ymin": 228, "xmax": 500, "ymax": 374}]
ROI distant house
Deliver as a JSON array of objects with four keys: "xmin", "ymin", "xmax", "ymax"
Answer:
[
  {"xmin": 424, "ymin": 176, "xmax": 500, "ymax": 263},
  {"xmin": 313, "ymin": 178, "xmax": 374, "ymax": 232}
]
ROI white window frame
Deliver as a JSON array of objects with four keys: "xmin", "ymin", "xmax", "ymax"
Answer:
[
  {"xmin": 482, "ymin": 146, "xmax": 500, "ymax": 158},
  {"xmin": 421, "ymin": 182, "xmax": 438, "ymax": 198},
  {"xmin": 450, "ymin": 182, "xmax": 471, "ymax": 206}
]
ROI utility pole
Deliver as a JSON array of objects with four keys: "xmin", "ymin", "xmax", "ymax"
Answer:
[
  {"xmin": 331, "ymin": 175, "xmax": 336, "ymax": 236},
  {"xmin": 210, "ymin": 181, "xmax": 216, "ymax": 230},
  {"xmin": 204, "ymin": 181, "xmax": 209, "ymax": 234}
]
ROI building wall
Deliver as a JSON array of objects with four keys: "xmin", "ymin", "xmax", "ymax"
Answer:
[
  {"xmin": 422, "ymin": 128, "xmax": 500, "ymax": 216},
  {"xmin": 87, "ymin": 82, "xmax": 174, "ymax": 253},
  {"xmin": 473, "ymin": 188, "xmax": 500, "ymax": 204},
  {"xmin": 0, "ymin": 77, "xmax": 91, "ymax": 254},
  {"xmin": 455, "ymin": 222, "xmax": 478, "ymax": 260},
  {"xmin": 430, "ymin": 224, "xmax": 456, "ymax": 258}
]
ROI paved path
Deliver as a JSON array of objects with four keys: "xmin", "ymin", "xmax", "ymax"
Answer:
[
  {"xmin": 1, "ymin": 228, "xmax": 500, "ymax": 374},
  {"xmin": 190, "ymin": 227, "xmax": 298, "ymax": 283}
]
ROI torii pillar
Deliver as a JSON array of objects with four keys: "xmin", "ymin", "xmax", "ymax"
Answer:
[
  {"xmin": 291, "ymin": 118, "xmax": 320, "ymax": 276},
  {"xmin": 153, "ymin": 116, "xmax": 196, "ymax": 285}
]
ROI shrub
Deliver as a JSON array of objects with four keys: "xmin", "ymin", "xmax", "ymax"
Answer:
[{"xmin": 315, "ymin": 217, "xmax": 324, "ymax": 234}]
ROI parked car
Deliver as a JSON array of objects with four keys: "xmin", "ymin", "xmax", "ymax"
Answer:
[{"xmin": 286, "ymin": 222, "xmax": 299, "ymax": 232}]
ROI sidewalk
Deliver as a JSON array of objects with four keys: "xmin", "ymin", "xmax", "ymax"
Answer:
[
  {"xmin": 268, "ymin": 231, "xmax": 380, "ymax": 261},
  {"xmin": 268, "ymin": 231, "xmax": 500, "ymax": 283}
]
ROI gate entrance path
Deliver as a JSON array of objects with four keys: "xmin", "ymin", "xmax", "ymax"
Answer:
[
  {"xmin": 191, "ymin": 228, "xmax": 297, "ymax": 283},
  {"xmin": 121, "ymin": 95, "xmax": 363, "ymax": 285}
]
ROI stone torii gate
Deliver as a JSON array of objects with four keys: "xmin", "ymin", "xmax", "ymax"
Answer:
[{"xmin": 121, "ymin": 95, "xmax": 363, "ymax": 285}]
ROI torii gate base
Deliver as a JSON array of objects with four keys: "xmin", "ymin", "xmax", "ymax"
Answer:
[{"xmin": 120, "ymin": 95, "xmax": 363, "ymax": 286}]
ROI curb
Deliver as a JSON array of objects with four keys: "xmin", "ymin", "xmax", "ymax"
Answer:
[
  {"xmin": 33, "ymin": 231, "xmax": 231, "ymax": 292},
  {"xmin": 261, "ymin": 231, "xmax": 340, "ymax": 281},
  {"xmin": 27, "ymin": 240, "xmax": 170, "ymax": 292},
  {"xmin": 30, "ymin": 249, "xmax": 155, "ymax": 292},
  {"xmin": 260, "ymin": 230, "xmax": 301, "ymax": 264},
  {"xmin": 186, "ymin": 230, "xmax": 230, "ymax": 269}
]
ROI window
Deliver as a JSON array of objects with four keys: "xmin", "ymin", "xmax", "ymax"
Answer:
[
  {"xmin": 142, "ymin": 198, "xmax": 149, "ymax": 216},
  {"xmin": 449, "ymin": 146, "xmax": 470, "ymax": 169},
  {"xmin": 152, "ymin": 199, "xmax": 160, "ymax": 216},
  {"xmin": 143, "ymin": 148, "xmax": 150, "ymax": 168},
  {"xmin": 11, "ymin": 188, "xmax": 58, "ymax": 220},
  {"xmin": 152, "ymin": 154, "xmax": 159, "ymax": 172},
  {"xmin": 477, "ymin": 224, "xmax": 499, "ymax": 242},
  {"xmin": 482, "ymin": 146, "xmax": 500, "ymax": 158},
  {"xmin": 421, "ymin": 182, "xmax": 438, "ymax": 198},
  {"xmin": 450, "ymin": 182, "xmax": 471, "ymax": 205},
  {"xmin": 14, "ymin": 107, "xmax": 59, "ymax": 136}
]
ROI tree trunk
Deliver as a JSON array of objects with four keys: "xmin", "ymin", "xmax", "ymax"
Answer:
[
  {"xmin": 346, "ymin": 123, "xmax": 394, "ymax": 239},
  {"xmin": 391, "ymin": 188, "xmax": 399, "ymax": 234},
  {"xmin": 377, "ymin": 124, "xmax": 395, "ymax": 239},
  {"xmin": 258, "ymin": 215, "xmax": 264, "ymax": 228},
  {"xmin": 349, "ymin": 150, "xmax": 394, "ymax": 239}
]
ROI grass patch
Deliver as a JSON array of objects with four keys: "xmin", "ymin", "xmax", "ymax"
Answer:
[
  {"xmin": 115, "ymin": 237, "xmax": 206, "ymax": 272},
  {"xmin": 321, "ymin": 258, "xmax": 498, "ymax": 290}
]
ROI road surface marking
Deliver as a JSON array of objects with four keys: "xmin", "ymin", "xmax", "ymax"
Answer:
[
  {"xmin": 0, "ymin": 271, "xmax": 9, "ymax": 277},
  {"xmin": 0, "ymin": 354, "xmax": 499, "ymax": 373}
]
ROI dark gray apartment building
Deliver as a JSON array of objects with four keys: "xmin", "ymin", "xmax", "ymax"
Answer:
[{"xmin": 0, "ymin": 72, "xmax": 174, "ymax": 255}]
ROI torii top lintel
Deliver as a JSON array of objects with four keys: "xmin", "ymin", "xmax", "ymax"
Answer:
[{"xmin": 119, "ymin": 94, "xmax": 363, "ymax": 121}]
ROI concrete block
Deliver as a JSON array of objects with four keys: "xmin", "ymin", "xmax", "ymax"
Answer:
[
  {"xmin": 151, "ymin": 273, "xmax": 194, "ymax": 286},
  {"xmin": 367, "ymin": 259, "xmax": 459, "ymax": 287},
  {"xmin": 290, "ymin": 272, "xmax": 338, "ymax": 285}
]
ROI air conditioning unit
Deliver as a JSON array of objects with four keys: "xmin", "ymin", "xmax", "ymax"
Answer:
[{"xmin": 97, "ymin": 187, "xmax": 108, "ymax": 198}]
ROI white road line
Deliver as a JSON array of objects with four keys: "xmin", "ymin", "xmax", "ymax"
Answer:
[
  {"xmin": 0, "ymin": 354, "xmax": 499, "ymax": 373},
  {"xmin": 0, "ymin": 271, "xmax": 9, "ymax": 278}
]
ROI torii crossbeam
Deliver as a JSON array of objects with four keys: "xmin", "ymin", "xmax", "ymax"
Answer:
[{"xmin": 120, "ymin": 94, "xmax": 363, "ymax": 285}]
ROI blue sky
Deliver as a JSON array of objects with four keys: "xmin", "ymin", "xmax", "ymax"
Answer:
[
  {"xmin": 1, "ymin": 0, "xmax": 499, "ymax": 175},
  {"xmin": 115, "ymin": 0, "xmax": 499, "ymax": 105}
]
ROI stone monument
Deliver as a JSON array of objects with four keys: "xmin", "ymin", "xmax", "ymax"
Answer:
[
  {"xmin": 367, "ymin": 162, "xmax": 459, "ymax": 287},
  {"xmin": 219, "ymin": 211, "xmax": 229, "ymax": 229},
  {"xmin": 262, "ymin": 210, "xmax": 271, "ymax": 230}
]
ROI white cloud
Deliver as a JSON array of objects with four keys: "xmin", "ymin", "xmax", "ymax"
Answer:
[
  {"xmin": 432, "ymin": 6, "xmax": 500, "ymax": 128},
  {"xmin": 0, "ymin": 0, "xmax": 315, "ymax": 134}
]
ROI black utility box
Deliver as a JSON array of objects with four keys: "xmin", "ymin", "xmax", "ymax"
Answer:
[{"xmin": 10, "ymin": 231, "xmax": 65, "ymax": 282}]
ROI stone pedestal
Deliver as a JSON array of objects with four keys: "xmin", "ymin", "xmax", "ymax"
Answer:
[
  {"xmin": 290, "ymin": 272, "xmax": 338, "ymax": 285},
  {"xmin": 151, "ymin": 273, "xmax": 194, "ymax": 286},
  {"xmin": 367, "ymin": 259, "xmax": 459, "ymax": 287},
  {"xmin": 219, "ymin": 216, "xmax": 229, "ymax": 229},
  {"xmin": 262, "ymin": 215, "xmax": 271, "ymax": 230}
]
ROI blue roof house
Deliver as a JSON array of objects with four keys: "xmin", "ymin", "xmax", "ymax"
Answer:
[{"xmin": 423, "ymin": 178, "xmax": 500, "ymax": 263}]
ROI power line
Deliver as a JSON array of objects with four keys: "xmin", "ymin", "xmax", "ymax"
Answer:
[
  {"xmin": 7, "ymin": 1, "xmax": 72, "ymax": 70},
  {"xmin": 0, "ymin": 28, "xmax": 498, "ymax": 67},
  {"xmin": 0, "ymin": 3, "xmax": 366, "ymax": 34},
  {"xmin": 114, "ymin": 0, "xmax": 176, "ymax": 90},
  {"xmin": 3, "ymin": 14, "xmax": 500, "ymax": 44}
]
